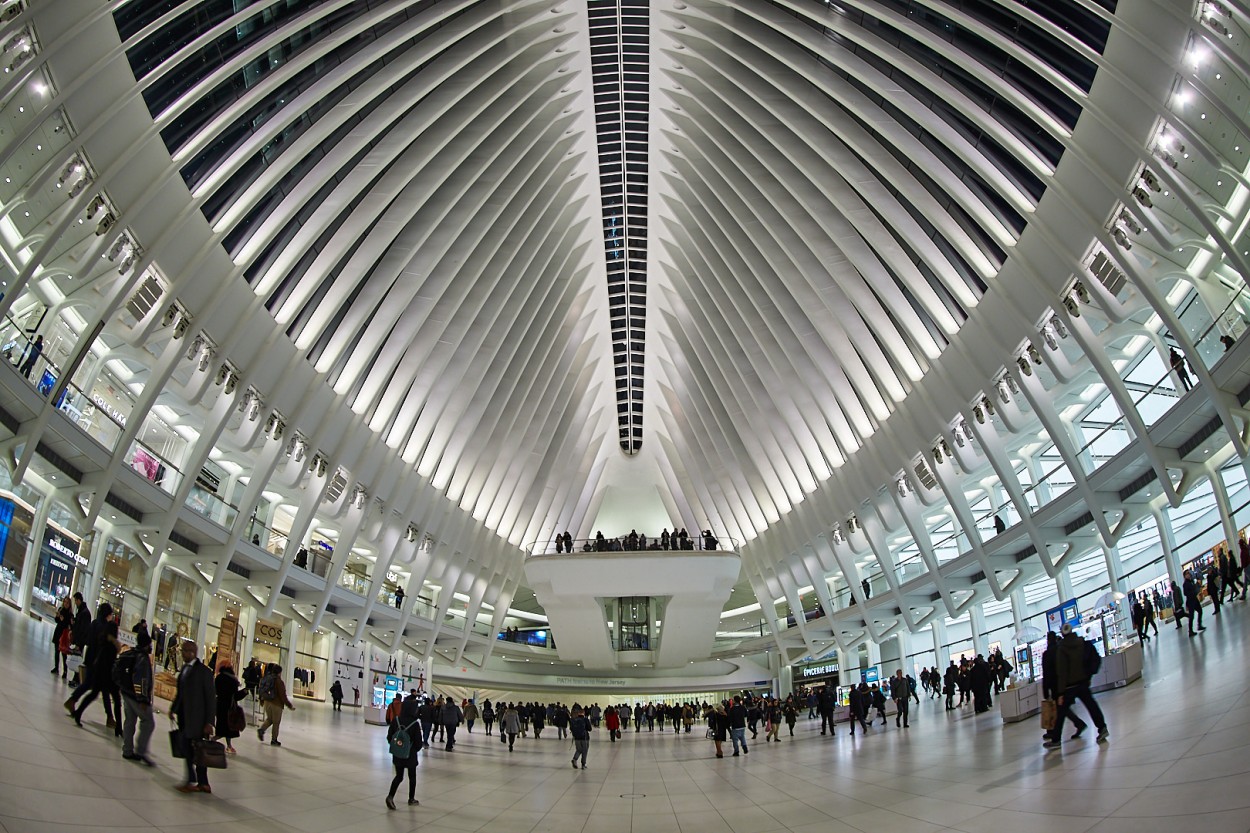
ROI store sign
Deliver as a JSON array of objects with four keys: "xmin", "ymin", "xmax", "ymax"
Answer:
[
  {"xmin": 90, "ymin": 393, "xmax": 127, "ymax": 427},
  {"xmin": 255, "ymin": 621, "xmax": 284, "ymax": 641},
  {"xmin": 797, "ymin": 661, "xmax": 840, "ymax": 680},
  {"xmin": 553, "ymin": 676, "xmax": 629, "ymax": 687},
  {"xmin": 46, "ymin": 530, "xmax": 86, "ymax": 568}
]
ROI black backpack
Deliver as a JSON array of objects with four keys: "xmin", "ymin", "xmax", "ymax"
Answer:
[
  {"xmin": 112, "ymin": 651, "xmax": 138, "ymax": 694},
  {"xmin": 1084, "ymin": 639, "xmax": 1102, "ymax": 677}
]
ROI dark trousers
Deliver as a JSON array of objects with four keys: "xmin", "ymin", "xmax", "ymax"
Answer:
[
  {"xmin": 1052, "ymin": 682, "xmax": 1105, "ymax": 736},
  {"xmin": 1188, "ymin": 602, "xmax": 1204, "ymax": 632},
  {"xmin": 444, "ymin": 725, "xmax": 456, "ymax": 749},
  {"xmin": 184, "ymin": 737, "xmax": 209, "ymax": 787},
  {"xmin": 894, "ymin": 697, "xmax": 909, "ymax": 727},
  {"xmin": 388, "ymin": 758, "xmax": 417, "ymax": 801},
  {"xmin": 484, "ymin": 718, "xmax": 494, "ymax": 735},
  {"xmin": 820, "ymin": 711, "xmax": 835, "ymax": 734},
  {"xmin": 849, "ymin": 711, "xmax": 868, "ymax": 734}
]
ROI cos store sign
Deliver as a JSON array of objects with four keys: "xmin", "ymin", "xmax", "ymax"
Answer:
[{"xmin": 255, "ymin": 622, "xmax": 285, "ymax": 641}]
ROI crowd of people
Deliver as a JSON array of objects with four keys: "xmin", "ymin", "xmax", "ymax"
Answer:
[
  {"xmin": 55, "ymin": 559, "xmax": 1250, "ymax": 808},
  {"xmin": 551, "ymin": 528, "xmax": 723, "ymax": 553}
]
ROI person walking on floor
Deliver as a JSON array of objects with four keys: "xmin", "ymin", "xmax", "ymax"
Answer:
[
  {"xmin": 440, "ymin": 696, "xmax": 463, "ymax": 750},
  {"xmin": 330, "ymin": 680, "xmax": 344, "ymax": 711},
  {"xmin": 1183, "ymin": 569, "xmax": 1206, "ymax": 635},
  {"xmin": 501, "ymin": 703, "xmax": 521, "ymax": 751},
  {"xmin": 172, "ymin": 639, "xmax": 216, "ymax": 793},
  {"xmin": 482, "ymin": 700, "xmax": 495, "ymax": 735},
  {"xmin": 818, "ymin": 685, "xmax": 836, "ymax": 736},
  {"xmin": 214, "ymin": 661, "xmax": 248, "ymax": 754},
  {"xmin": 890, "ymin": 670, "xmax": 910, "ymax": 728},
  {"xmin": 1171, "ymin": 581, "xmax": 1188, "ymax": 630},
  {"xmin": 1044, "ymin": 624, "xmax": 1108, "ymax": 749},
  {"xmin": 709, "ymin": 703, "xmax": 729, "ymax": 758},
  {"xmin": 68, "ymin": 602, "xmax": 121, "ymax": 733},
  {"xmin": 570, "ymin": 706, "xmax": 592, "ymax": 769},
  {"xmin": 1041, "ymin": 629, "xmax": 1086, "ymax": 743},
  {"xmin": 848, "ymin": 683, "xmax": 870, "ymax": 734},
  {"xmin": 385, "ymin": 690, "xmax": 422, "ymax": 809},
  {"xmin": 120, "ymin": 626, "xmax": 156, "ymax": 766},
  {"xmin": 871, "ymin": 683, "xmax": 888, "ymax": 725},
  {"xmin": 1206, "ymin": 567, "xmax": 1223, "ymax": 618},
  {"xmin": 51, "ymin": 596, "xmax": 73, "ymax": 678},
  {"xmin": 728, "ymin": 696, "xmax": 749, "ymax": 756},
  {"xmin": 256, "ymin": 663, "xmax": 295, "ymax": 746}
]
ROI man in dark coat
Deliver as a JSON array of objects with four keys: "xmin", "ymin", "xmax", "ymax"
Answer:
[
  {"xmin": 1182, "ymin": 569, "xmax": 1206, "ymax": 635},
  {"xmin": 818, "ymin": 685, "xmax": 836, "ymax": 736},
  {"xmin": 1044, "ymin": 624, "xmax": 1108, "ymax": 749},
  {"xmin": 172, "ymin": 639, "xmax": 217, "ymax": 793},
  {"xmin": 970, "ymin": 655, "xmax": 993, "ymax": 713}
]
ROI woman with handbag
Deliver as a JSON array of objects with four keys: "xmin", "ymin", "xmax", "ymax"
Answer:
[
  {"xmin": 709, "ymin": 703, "xmax": 729, "ymax": 758},
  {"xmin": 385, "ymin": 691, "xmax": 422, "ymax": 810},
  {"xmin": 214, "ymin": 662, "xmax": 249, "ymax": 754},
  {"xmin": 51, "ymin": 596, "xmax": 73, "ymax": 678}
]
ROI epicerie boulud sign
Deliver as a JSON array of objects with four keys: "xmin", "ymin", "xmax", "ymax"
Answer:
[{"xmin": 797, "ymin": 662, "xmax": 840, "ymax": 680}]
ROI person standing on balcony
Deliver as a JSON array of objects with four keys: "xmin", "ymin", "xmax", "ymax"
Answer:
[
  {"xmin": 394, "ymin": 586, "xmax": 405, "ymax": 609},
  {"xmin": 1169, "ymin": 347, "xmax": 1193, "ymax": 391},
  {"xmin": 19, "ymin": 334, "xmax": 43, "ymax": 379},
  {"xmin": 562, "ymin": 530, "xmax": 572, "ymax": 554},
  {"xmin": 660, "ymin": 528, "xmax": 670, "ymax": 550}
]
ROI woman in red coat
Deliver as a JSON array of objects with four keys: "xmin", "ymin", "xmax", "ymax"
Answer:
[{"xmin": 604, "ymin": 705, "xmax": 621, "ymax": 742}]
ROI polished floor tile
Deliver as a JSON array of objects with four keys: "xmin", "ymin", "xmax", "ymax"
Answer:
[{"xmin": 2, "ymin": 602, "xmax": 1249, "ymax": 833}]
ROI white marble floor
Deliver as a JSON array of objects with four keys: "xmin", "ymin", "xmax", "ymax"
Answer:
[{"xmin": 1, "ymin": 604, "xmax": 1248, "ymax": 833}]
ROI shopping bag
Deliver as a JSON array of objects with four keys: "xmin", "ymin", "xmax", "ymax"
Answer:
[
  {"xmin": 169, "ymin": 728, "xmax": 185, "ymax": 758},
  {"xmin": 195, "ymin": 739, "xmax": 229, "ymax": 769},
  {"xmin": 1040, "ymin": 699, "xmax": 1057, "ymax": 731}
]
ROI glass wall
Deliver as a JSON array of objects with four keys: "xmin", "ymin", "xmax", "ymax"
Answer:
[
  {"xmin": 97, "ymin": 537, "xmax": 150, "ymax": 631},
  {"xmin": 153, "ymin": 566, "xmax": 201, "ymax": 671},
  {"xmin": 0, "ymin": 492, "xmax": 35, "ymax": 606},
  {"xmin": 291, "ymin": 627, "xmax": 330, "ymax": 701}
]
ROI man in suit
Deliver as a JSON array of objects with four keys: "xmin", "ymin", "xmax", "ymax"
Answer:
[{"xmin": 171, "ymin": 639, "xmax": 216, "ymax": 793}]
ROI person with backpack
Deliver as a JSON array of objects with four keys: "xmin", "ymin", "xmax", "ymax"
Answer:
[
  {"xmin": 214, "ymin": 661, "xmax": 249, "ymax": 754},
  {"xmin": 256, "ymin": 663, "xmax": 295, "ymax": 746},
  {"xmin": 1044, "ymin": 623, "xmax": 1108, "ymax": 749},
  {"xmin": 119, "ymin": 625, "xmax": 156, "ymax": 765},
  {"xmin": 385, "ymin": 690, "xmax": 422, "ymax": 809},
  {"xmin": 482, "ymin": 700, "xmax": 495, "ymax": 735},
  {"xmin": 242, "ymin": 658, "xmax": 262, "ymax": 700},
  {"xmin": 569, "ymin": 706, "xmax": 592, "ymax": 769}
]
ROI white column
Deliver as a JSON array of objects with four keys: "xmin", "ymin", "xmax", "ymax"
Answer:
[
  {"xmin": 893, "ymin": 630, "xmax": 912, "ymax": 675},
  {"xmin": 1152, "ymin": 506, "xmax": 1183, "ymax": 585},
  {"xmin": 930, "ymin": 620, "xmax": 948, "ymax": 665},
  {"xmin": 238, "ymin": 606, "xmax": 257, "ymax": 668},
  {"xmin": 82, "ymin": 531, "xmax": 110, "ymax": 615},
  {"xmin": 1055, "ymin": 564, "xmax": 1075, "ymax": 604},
  {"xmin": 282, "ymin": 618, "xmax": 298, "ymax": 694},
  {"xmin": 969, "ymin": 605, "xmax": 989, "ymax": 656},
  {"xmin": 1009, "ymin": 589, "xmax": 1028, "ymax": 639},
  {"xmin": 195, "ymin": 587, "xmax": 212, "ymax": 649},
  {"xmin": 17, "ymin": 489, "xmax": 54, "ymax": 614},
  {"xmin": 864, "ymin": 639, "xmax": 882, "ymax": 675}
]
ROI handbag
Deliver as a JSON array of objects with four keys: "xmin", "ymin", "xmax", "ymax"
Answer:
[
  {"xmin": 195, "ymin": 739, "xmax": 229, "ymax": 769},
  {"xmin": 1040, "ymin": 699, "xmax": 1057, "ymax": 731},
  {"xmin": 169, "ymin": 728, "xmax": 185, "ymax": 758},
  {"xmin": 227, "ymin": 704, "xmax": 247, "ymax": 734},
  {"xmin": 705, "ymin": 727, "xmax": 715, "ymax": 739}
]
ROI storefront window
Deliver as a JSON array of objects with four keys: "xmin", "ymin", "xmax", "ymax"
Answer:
[
  {"xmin": 31, "ymin": 521, "xmax": 87, "ymax": 617},
  {"xmin": 292, "ymin": 627, "xmax": 329, "ymax": 701},
  {"xmin": 204, "ymin": 594, "xmax": 244, "ymax": 670},
  {"xmin": 97, "ymin": 537, "xmax": 149, "ymax": 631},
  {"xmin": 0, "ymin": 491, "xmax": 36, "ymax": 605},
  {"xmin": 153, "ymin": 566, "xmax": 200, "ymax": 670}
]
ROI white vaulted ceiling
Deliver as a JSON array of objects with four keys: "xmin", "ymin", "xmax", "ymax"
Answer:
[{"xmin": 7, "ymin": 0, "xmax": 1197, "ymax": 660}]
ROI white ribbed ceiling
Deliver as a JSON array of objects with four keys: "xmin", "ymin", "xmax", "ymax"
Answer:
[{"xmin": 107, "ymin": 0, "xmax": 1111, "ymax": 551}]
